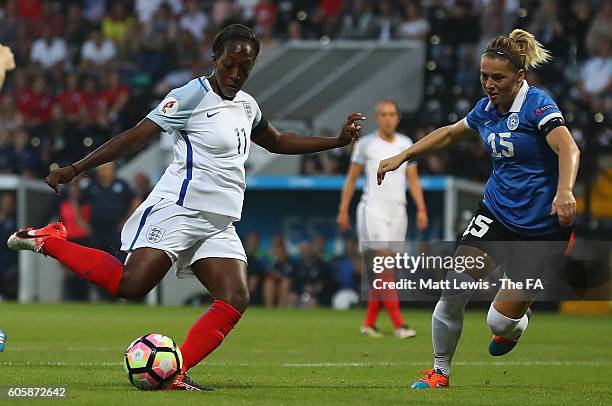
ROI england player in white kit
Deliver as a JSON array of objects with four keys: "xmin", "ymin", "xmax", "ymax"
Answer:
[
  {"xmin": 337, "ymin": 100, "xmax": 428, "ymax": 339},
  {"xmin": 8, "ymin": 24, "xmax": 366, "ymax": 390},
  {"xmin": 120, "ymin": 74, "xmax": 262, "ymax": 278}
]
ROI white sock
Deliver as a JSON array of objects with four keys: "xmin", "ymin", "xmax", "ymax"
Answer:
[
  {"xmin": 431, "ymin": 272, "xmax": 476, "ymax": 377},
  {"xmin": 487, "ymin": 304, "xmax": 529, "ymax": 339}
]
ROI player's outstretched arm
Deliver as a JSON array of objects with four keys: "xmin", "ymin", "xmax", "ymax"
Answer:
[
  {"xmin": 253, "ymin": 113, "xmax": 366, "ymax": 154},
  {"xmin": 377, "ymin": 120, "xmax": 475, "ymax": 185},
  {"xmin": 45, "ymin": 118, "xmax": 162, "ymax": 194},
  {"xmin": 546, "ymin": 126, "xmax": 580, "ymax": 227}
]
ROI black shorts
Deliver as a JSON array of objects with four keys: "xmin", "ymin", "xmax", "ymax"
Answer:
[
  {"xmin": 460, "ymin": 202, "xmax": 572, "ymax": 243},
  {"xmin": 459, "ymin": 202, "xmax": 572, "ymax": 278}
]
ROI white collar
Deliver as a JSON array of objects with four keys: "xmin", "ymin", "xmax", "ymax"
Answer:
[
  {"xmin": 376, "ymin": 131, "xmax": 397, "ymax": 143},
  {"xmin": 485, "ymin": 80, "xmax": 529, "ymax": 113}
]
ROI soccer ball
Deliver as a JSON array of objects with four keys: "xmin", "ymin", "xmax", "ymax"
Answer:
[{"xmin": 124, "ymin": 333, "xmax": 183, "ymax": 390}]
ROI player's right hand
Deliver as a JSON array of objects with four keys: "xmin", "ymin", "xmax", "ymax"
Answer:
[
  {"xmin": 338, "ymin": 113, "xmax": 366, "ymax": 146},
  {"xmin": 377, "ymin": 153, "xmax": 405, "ymax": 185},
  {"xmin": 336, "ymin": 210, "xmax": 351, "ymax": 231},
  {"xmin": 45, "ymin": 166, "xmax": 77, "ymax": 195},
  {"xmin": 550, "ymin": 189, "xmax": 576, "ymax": 227}
]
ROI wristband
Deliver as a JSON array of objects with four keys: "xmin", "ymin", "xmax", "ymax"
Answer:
[{"xmin": 70, "ymin": 164, "xmax": 78, "ymax": 176}]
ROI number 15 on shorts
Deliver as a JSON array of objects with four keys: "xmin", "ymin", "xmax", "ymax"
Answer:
[{"xmin": 463, "ymin": 215, "xmax": 493, "ymax": 238}]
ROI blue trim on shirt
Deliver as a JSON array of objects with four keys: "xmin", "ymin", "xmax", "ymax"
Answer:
[
  {"xmin": 176, "ymin": 130, "xmax": 194, "ymax": 206},
  {"xmin": 197, "ymin": 77, "xmax": 209, "ymax": 91},
  {"xmin": 129, "ymin": 204, "xmax": 155, "ymax": 250}
]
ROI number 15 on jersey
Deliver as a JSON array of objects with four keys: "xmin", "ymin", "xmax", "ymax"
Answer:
[{"xmin": 487, "ymin": 132, "xmax": 514, "ymax": 158}]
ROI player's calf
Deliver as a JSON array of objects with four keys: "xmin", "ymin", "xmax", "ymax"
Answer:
[{"xmin": 116, "ymin": 249, "xmax": 173, "ymax": 300}]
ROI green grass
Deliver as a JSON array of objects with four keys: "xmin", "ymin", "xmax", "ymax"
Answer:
[{"xmin": 1, "ymin": 303, "xmax": 611, "ymax": 405}]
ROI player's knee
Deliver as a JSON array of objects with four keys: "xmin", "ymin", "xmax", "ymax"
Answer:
[
  {"xmin": 218, "ymin": 287, "xmax": 250, "ymax": 313},
  {"xmin": 117, "ymin": 273, "xmax": 153, "ymax": 300}
]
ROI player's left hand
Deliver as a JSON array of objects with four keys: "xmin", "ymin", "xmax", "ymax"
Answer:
[
  {"xmin": 338, "ymin": 113, "xmax": 366, "ymax": 146},
  {"xmin": 377, "ymin": 153, "xmax": 405, "ymax": 185},
  {"xmin": 550, "ymin": 189, "xmax": 576, "ymax": 227}
]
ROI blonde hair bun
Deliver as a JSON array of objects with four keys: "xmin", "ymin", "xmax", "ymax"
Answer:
[{"xmin": 509, "ymin": 29, "xmax": 552, "ymax": 70}]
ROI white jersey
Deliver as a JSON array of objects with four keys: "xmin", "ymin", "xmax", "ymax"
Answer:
[
  {"xmin": 351, "ymin": 132, "xmax": 415, "ymax": 210},
  {"xmin": 146, "ymin": 77, "xmax": 262, "ymax": 220}
]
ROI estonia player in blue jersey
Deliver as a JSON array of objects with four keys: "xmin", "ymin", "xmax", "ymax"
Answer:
[{"xmin": 377, "ymin": 29, "xmax": 580, "ymax": 389}]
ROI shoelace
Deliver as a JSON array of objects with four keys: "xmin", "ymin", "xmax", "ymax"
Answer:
[
  {"xmin": 493, "ymin": 335, "xmax": 516, "ymax": 343},
  {"xmin": 419, "ymin": 369, "xmax": 436, "ymax": 377},
  {"xmin": 418, "ymin": 369, "xmax": 447, "ymax": 384}
]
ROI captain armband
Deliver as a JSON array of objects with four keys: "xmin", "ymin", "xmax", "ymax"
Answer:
[{"xmin": 539, "ymin": 117, "xmax": 565, "ymax": 136}]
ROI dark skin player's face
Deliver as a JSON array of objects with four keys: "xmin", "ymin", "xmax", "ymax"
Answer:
[{"xmin": 211, "ymin": 40, "xmax": 257, "ymax": 99}]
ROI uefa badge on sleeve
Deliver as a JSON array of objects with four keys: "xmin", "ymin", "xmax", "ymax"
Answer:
[
  {"xmin": 507, "ymin": 113, "xmax": 519, "ymax": 130},
  {"xmin": 159, "ymin": 97, "xmax": 179, "ymax": 116}
]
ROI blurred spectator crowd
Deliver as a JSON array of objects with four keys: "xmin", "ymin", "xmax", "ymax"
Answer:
[
  {"xmin": 0, "ymin": 0, "xmax": 609, "ymax": 181},
  {"xmin": 244, "ymin": 232, "xmax": 362, "ymax": 308},
  {"xmin": 299, "ymin": 0, "xmax": 612, "ymax": 181}
]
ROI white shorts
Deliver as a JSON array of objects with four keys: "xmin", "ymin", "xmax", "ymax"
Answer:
[
  {"xmin": 356, "ymin": 201, "xmax": 407, "ymax": 252},
  {"xmin": 120, "ymin": 196, "xmax": 246, "ymax": 278}
]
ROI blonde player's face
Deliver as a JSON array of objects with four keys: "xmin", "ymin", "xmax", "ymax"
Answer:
[
  {"xmin": 480, "ymin": 56, "xmax": 524, "ymax": 111},
  {"xmin": 376, "ymin": 102, "xmax": 400, "ymax": 135}
]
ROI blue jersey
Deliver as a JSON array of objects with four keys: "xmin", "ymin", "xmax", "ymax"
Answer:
[{"xmin": 464, "ymin": 80, "xmax": 565, "ymax": 236}]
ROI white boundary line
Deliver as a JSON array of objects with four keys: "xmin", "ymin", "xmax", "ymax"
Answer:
[
  {"xmin": 1, "ymin": 361, "xmax": 609, "ymax": 367},
  {"xmin": 282, "ymin": 361, "xmax": 612, "ymax": 367}
]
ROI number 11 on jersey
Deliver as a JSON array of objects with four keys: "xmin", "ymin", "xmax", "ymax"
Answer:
[{"xmin": 235, "ymin": 128, "xmax": 247, "ymax": 154}]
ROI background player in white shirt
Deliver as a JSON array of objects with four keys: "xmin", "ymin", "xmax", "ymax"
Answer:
[
  {"xmin": 337, "ymin": 99, "xmax": 428, "ymax": 339},
  {"xmin": 8, "ymin": 24, "xmax": 366, "ymax": 391}
]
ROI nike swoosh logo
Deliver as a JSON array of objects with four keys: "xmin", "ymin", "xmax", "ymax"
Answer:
[
  {"xmin": 485, "ymin": 120, "xmax": 492, "ymax": 125},
  {"xmin": 207, "ymin": 111, "xmax": 220, "ymax": 118},
  {"xmin": 15, "ymin": 230, "xmax": 48, "ymax": 239}
]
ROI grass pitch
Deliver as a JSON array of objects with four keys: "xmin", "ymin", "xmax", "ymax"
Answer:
[{"xmin": 1, "ymin": 303, "xmax": 610, "ymax": 405}]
